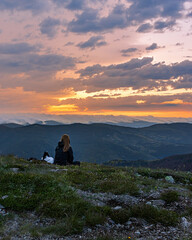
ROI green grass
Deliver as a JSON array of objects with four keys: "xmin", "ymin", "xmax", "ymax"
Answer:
[
  {"xmin": 108, "ymin": 204, "xmax": 179, "ymax": 226},
  {"xmin": 0, "ymin": 155, "xmax": 191, "ymax": 238},
  {"xmin": 136, "ymin": 167, "xmax": 192, "ymax": 184},
  {"xmin": 160, "ymin": 190, "xmax": 179, "ymax": 203},
  {"xmin": 130, "ymin": 204, "xmax": 179, "ymax": 226},
  {"xmin": 66, "ymin": 167, "xmax": 140, "ymax": 196},
  {"xmin": 109, "ymin": 208, "xmax": 131, "ymax": 224}
]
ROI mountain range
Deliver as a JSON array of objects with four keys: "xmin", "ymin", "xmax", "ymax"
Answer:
[
  {"xmin": 0, "ymin": 122, "xmax": 192, "ymax": 165},
  {"xmin": 0, "ymin": 113, "xmax": 192, "ymax": 128}
]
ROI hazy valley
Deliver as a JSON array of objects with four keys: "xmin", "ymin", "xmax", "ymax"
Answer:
[{"xmin": 0, "ymin": 123, "xmax": 192, "ymax": 167}]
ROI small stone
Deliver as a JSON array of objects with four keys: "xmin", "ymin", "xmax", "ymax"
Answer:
[
  {"xmin": 148, "ymin": 192, "xmax": 161, "ymax": 199},
  {"xmin": 2, "ymin": 195, "xmax": 8, "ymax": 200},
  {"xmin": 146, "ymin": 201, "xmax": 152, "ymax": 205},
  {"xmin": 151, "ymin": 200, "xmax": 165, "ymax": 207},
  {"xmin": 135, "ymin": 230, "xmax": 141, "ymax": 236},
  {"xmin": 87, "ymin": 228, "xmax": 92, "ymax": 233},
  {"xmin": 126, "ymin": 221, "xmax": 132, "ymax": 225},
  {"xmin": 113, "ymin": 206, "xmax": 122, "ymax": 210},
  {"xmin": 116, "ymin": 224, "xmax": 122, "ymax": 228},
  {"xmin": 181, "ymin": 217, "xmax": 191, "ymax": 229}
]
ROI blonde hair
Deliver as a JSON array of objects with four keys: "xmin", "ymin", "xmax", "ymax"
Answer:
[{"xmin": 61, "ymin": 134, "xmax": 70, "ymax": 152}]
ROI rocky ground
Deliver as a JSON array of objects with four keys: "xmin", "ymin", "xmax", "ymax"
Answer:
[
  {"xmin": 1, "ymin": 185, "xmax": 192, "ymax": 240},
  {"xmin": 0, "ymin": 156, "xmax": 192, "ymax": 240}
]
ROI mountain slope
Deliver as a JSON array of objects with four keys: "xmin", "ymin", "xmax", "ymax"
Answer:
[
  {"xmin": 105, "ymin": 153, "xmax": 192, "ymax": 171},
  {"xmin": 0, "ymin": 123, "xmax": 192, "ymax": 163}
]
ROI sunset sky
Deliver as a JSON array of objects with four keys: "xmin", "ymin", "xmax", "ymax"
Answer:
[{"xmin": 0, "ymin": 0, "xmax": 192, "ymax": 119}]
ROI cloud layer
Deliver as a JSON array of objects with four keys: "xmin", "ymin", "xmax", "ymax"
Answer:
[{"xmin": 0, "ymin": 0, "xmax": 191, "ymax": 117}]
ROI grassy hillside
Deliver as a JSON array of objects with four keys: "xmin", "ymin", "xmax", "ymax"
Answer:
[
  {"xmin": 0, "ymin": 156, "xmax": 192, "ymax": 239},
  {"xmin": 1, "ymin": 123, "xmax": 192, "ymax": 163},
  {"xmin": 105, "ymin": 153, "xmax": 192, "ymax": 171}
]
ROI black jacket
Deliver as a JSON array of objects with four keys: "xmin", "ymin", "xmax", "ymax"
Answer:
[{"xmin": 54, "ymin": 141, "xmax": 74, "ymax": 165}]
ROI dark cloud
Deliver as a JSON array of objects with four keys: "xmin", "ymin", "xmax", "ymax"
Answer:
[
  {"xmin": 52, "ymin": 0, "xmax": 86, "ymax": 10},
  {"xmin": 68, "ymin": 8, "xmax": 99, "ymax": 33},
  {"xmin": 77, "ymin": 64, "xmax": 104, "ymax": 77},
  {"xmin": 39, "ymin": 17, "xmax": 61, "ymax": 38},
  {"xmin": 121, "ymin": 48, "xmax": 138, "ymax": 57},
  {"xmin": 77, "ymin": 57, "xmax": 153, "ymax": 78},
  {"xmin": 77, "ymin": 36, "xmax": 107, "ymax": 50},
  {"xmin": 136, "ymin": 23, "xmax": 153, "ymax": 33},
  {"xmin": 65, "ymin": 41, "xmax": 74, "ymax": 46},
  {"xmin": 127, "ymin": 0, "xmax": 184, "ymax": 23},
  {"xmin": 154, "ymin": 20, "xmax": 175, "ymax": 30},
  {"xmin": 146, "ymin": 43, "xmax": 159, "ymax": 51},
  {"xmin": 0, "ymin": 0, "xmax": 47, "ymax": 14},
  {"xmin": 0, "ymin": 43, "xmax": 41, "ymax": 54},
  {"xmin": 0, "ymin": 54, "xmax": 75, "ymax": 73},
  {"xmin": 0, "ymin": 52, "xmax": 76, "ymax": 92},
  {"xmin": 114, "ymin": 57, "xmax": 153, "ymax": 70},
  {"xmin": 121, "ymin": 48, "xmax": 138, "ymax": 53},
  {"xmin": 52, "ymin": 0, "xmax": 105, "ymax": 11},
  {"xmin": 67, "ymin": 0, "xmax": 187, "ymax": 34},
  {"xmin": 75, "ymin": 58, "xmax": 192, "ymax": 93},
  {"xmin": 66, "ymin": 0, "xmax": 85, "ymax": 10},
  {"xmin": 187, "ymin": 12, "xmax": 192, "ymax": 17},
  {"xmin": 68, "ymin": 5, "xmax": 129, "ymax": 33}
]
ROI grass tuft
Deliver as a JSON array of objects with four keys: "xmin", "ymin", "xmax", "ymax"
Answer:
[{"xmin": 160, "ymin": 190, "xmax": 179, "ymax": 203}]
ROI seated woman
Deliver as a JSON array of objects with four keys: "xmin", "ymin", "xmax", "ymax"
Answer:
[{"xmin": 54, "ymin": 134, "xmax": 80, "ymax": 166}]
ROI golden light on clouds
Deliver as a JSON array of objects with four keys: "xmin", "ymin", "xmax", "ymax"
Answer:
[
  {"xmin": 58, "ymin": 87, "xmax": 192, "ymax": 101},
  {"xmin": 136, "ymin": 100, "xmax": 146, "ymax": 104},
  {"xmin": 158, "ymin": 99, "xmax": 192, "ymax": 105},
  {"xmin": 46, "ymin": 104, "xmax": 79, "ymax": 114}
]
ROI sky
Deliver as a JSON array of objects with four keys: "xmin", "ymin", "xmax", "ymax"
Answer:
[{"xmin": 0, "ymin": 0, "xmax": 192, "ymax": 120}]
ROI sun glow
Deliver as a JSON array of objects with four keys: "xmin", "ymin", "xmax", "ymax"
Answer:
[{"xmin": 46, "ymin": 104, "xmax": 79, "ymax": 114}]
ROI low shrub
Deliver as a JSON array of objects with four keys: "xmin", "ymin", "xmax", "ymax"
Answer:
[
  {"xmin": 160, "ymin": 190, "xmax": 179, "ymax": 203},
  {"xmin": 109, "ymin": 208, "xmax": 131, "ymax": 224},
  {"xmin": 85, "ymin": 206, "xmax": 108, "ymax": 226},
  {"xmin": 130, "ymin": 204, "xmax": 179, "ymax": 226}
]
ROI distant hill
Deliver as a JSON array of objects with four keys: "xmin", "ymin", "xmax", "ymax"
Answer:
[
  {"xmin": 1, "ymin": 123, "xmax": 23, "ymax": 128},
  {"xmin": 104, "ymin": 153, "xmax": 192, "ymax": 171},
  {"xmin": 107, "ymin": 120, "xmax": 157, "ymax": 128},
  {"xmin": 0, "ymin": 123, "xmax": 192, "ymax": 164}
]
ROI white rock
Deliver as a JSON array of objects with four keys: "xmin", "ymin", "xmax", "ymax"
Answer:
[
  {"xmin": 165, "ymin": 176, "xmax": 175, "ymax": 183},
  {"xmin": 2, "ymin": 195, "xmax": 8, "ymax": 200},
  {"xmin": 181, "ymin": 217, "xmax": 191, "ymax": 229},
  {"xmin": 135, "ymin": 230, "xmax": 141, "ymax": 236},
  {"xmin": 113, "ymin": 206, "xmax": 122, "ymax": 210},
  {"xmin": 135, "ymin": 173, "xmax": 141, "ymax": 177}
]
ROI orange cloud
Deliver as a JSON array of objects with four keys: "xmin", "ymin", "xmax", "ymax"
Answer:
[{"xmin": 46, "ymin": 104, "xmax": 79, "ymax": 114}]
